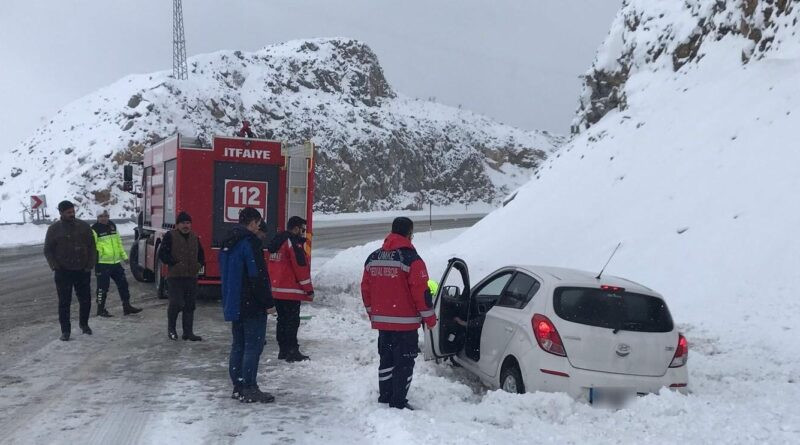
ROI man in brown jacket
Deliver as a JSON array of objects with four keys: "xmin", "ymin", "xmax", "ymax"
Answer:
[
  {"xmin": 158, "ymin": 211, "xmax": 205, "ymax": 341},
  {"xmin": 44, "ymin": 200, "xmax": 97, "ymax": 341}
]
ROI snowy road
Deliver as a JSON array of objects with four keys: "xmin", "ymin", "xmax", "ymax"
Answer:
[{"xmin": 0, "ymin": 215, "xmax": 481, "ymax": 444}]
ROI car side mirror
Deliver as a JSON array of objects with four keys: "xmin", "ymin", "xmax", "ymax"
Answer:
[
  {"xmin": 123, "ymin": 164, "xmax": 133, "ymax": 192},
  {"xmin": 443, "ymin": 285, "xmax": 461, "ymax": 299}
]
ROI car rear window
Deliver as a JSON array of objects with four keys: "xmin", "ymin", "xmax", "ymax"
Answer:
[{"xmin": 553, "ymin": 287, "xmax": 673, "ymax": 332}]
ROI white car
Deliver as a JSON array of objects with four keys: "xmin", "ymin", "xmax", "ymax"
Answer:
[{"xmin": 423, "ymin": 258, "xmax": 689, "ymax": 405}]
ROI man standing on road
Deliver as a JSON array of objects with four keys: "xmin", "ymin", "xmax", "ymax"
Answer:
[
  {"xmin": 158, "ymin": 211, "xmax": 205, "ymax": 341},
  {"xmin": 44, "ymin": 200, "xmax": 97, "ymax": 341},
  {"xmin": 91, "ymin": 210, "xmax": 142, "ymax": 317},
  {"xmin": 360, "ymin": 217, "xmax": 437, "ymax": 410},
  {"xmin": 267, "ymin": 216, "xmax": 314, "ymax": 362},
  {"xmin": 220, "ymin": 207, "xmax": 277, "ymax": 403}
]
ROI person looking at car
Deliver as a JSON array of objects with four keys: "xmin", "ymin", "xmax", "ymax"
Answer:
[
  {"xmin": 220, "ymin": 207, "xmax": 277, "ymax": 403},
  {"xmin": 360, "ymin": 217, "xmax": 437, "ymax": 410}
]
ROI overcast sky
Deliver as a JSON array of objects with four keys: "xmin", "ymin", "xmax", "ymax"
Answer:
[{"xmin": 0, "ymin": 1, "xmax": 620, "ymax": 151}]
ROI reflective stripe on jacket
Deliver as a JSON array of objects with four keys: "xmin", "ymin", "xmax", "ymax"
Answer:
[
  {"xmin": 360, "ymin": 233, "xmax": 437, "ymax": 331},
  {"xmin": 92, "ymin": 222, "xmax": 128, "ymax": 265},
  {"xmin": 267, "ymin": 232, "xmax": 313, "ymax": 302}
]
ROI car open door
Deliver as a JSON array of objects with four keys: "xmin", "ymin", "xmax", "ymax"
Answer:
[{"xmin": 423, "ymin": 258, "xmax": 470, "ymax": 360}]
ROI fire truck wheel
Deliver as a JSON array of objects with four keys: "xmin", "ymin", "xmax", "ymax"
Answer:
[{"xmin": 129, "ymin": 244, "xmax": 154, "ymax": 283}]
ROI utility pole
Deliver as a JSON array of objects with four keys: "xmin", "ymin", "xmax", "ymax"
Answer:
[{"xmin": 172, "ymin": 0, "xmax": 188, "ymax": 80}]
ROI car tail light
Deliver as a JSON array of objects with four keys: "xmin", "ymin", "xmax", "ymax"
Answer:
[
  {"xmin": 600, "ymin": 285, "xmax": 625, "ymax": 293},
  {"xmin": 669, "ymin": 333, "xmax": 688, "ymax": 367},
  {"xmin": 532, "ymin": 314, "xmax": 566, "ymax": 357}
]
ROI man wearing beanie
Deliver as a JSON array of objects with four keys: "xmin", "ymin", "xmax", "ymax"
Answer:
[
  {"xmin": 360, "ymin": 217, "xmax": 437, "ymax": 410},
  {"xmin": 44, "ymin": 200, "xmax": 97, "ymax": 341},
  {"xmin": 91, "ymin": 210, "xmax": 142, "ymax": 317},
  {"xmin": 158, "ymin": 211, "xmax": 205, "ymax": 341}
]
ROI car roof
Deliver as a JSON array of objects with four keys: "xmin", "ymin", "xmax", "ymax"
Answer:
[{"xmin": 508, "ymin": 265, "xmax": 656, "ymax": 295}]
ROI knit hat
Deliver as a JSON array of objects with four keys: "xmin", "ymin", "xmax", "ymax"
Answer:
[
  {"xmin": 176, "ymin": 211, "xmax": 192, "ymax": 224},
  {"xmin": 57, "ymin": 200, "xmax": 74, "ymax": 212}
]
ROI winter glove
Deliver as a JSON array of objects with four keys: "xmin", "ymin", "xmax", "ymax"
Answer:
[{"xmin": 424, "ymin": 316, "xmax": 437, "ymax": 330}]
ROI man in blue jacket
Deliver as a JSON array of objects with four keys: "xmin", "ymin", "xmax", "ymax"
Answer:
[{"xmin": 219, "ymin": 207, "xmax": 276, "ymax": 404}]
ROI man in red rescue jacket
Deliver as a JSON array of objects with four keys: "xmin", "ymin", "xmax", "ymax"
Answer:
[
  {"xmin": 361, "ymin": 217, "xmax": 437, "ymax": 410},
  {"xmin": 267, "ymin": 216, "xmax": 313, "ymax": 362}
]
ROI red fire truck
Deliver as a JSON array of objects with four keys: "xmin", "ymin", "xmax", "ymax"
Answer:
[{"xmin": 127, "ymin": 134, "xmax": 314, "ymax": 297}]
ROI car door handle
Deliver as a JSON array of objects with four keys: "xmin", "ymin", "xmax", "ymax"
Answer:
[{"xmin": 504, "ymin": 327, "xmax": 514, "ymax": 333}]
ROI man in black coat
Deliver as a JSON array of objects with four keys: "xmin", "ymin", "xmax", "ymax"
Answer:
[{"xmin": 44, "ymin": 200, "xmax": 97, "ymax": 341}]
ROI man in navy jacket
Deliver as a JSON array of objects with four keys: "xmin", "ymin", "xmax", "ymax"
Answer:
[{"xmin": 219, "ymin": 207, "xmax": 276, "ymax": 403}]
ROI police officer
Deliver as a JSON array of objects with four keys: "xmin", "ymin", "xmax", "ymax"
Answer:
[
  {"xmin": 92, "ymin": 210, "xmax": 142, "ymax": 317},
  {"xmin": 361, "ymin": 217, "xmax": 437, "ymax": 410}
]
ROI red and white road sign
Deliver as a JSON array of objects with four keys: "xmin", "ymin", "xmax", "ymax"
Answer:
[
  {"xmin": 30, "ymin": 195, "xmax": 45, "ymax": 210},
  {"xmin": 223, "ymin": 180, "xmax": 268, "ymax": 223}
]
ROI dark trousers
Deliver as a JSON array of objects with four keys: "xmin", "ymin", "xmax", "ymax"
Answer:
[
  {"xmin": 95, "ymin": 263, "xmax": 131, "ymax": 305},
  {"xmin": 275, "ymin": 299, "xmax": 301, "ymax": 353},
  {"xmin": 55, "ymin": 269, "xmax": 92, "ymax": 333},
  {"xmin": 167, "ymin": 277, "xmax": 197, "ymax": 334},
  {"xmin": 377, "ymin": 330, "xmax": 419, "ymax": 408},
  {"xmin": 229, "ymin": 313, "xmax": 267, "ymax": 389}
]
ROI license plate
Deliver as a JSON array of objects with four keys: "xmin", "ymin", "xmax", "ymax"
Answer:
[{"xmin": 589, "ymin": 387, "xmax": 635, "ymax": 408}]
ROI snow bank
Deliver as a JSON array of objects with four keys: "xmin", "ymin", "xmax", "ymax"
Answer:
[{"xmin": 0, "ymin": 222, "xmax": 136, "ymax": 248}]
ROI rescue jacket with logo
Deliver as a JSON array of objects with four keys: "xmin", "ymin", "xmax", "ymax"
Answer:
[
  {"xmin": 91, "ymin": 222, "xmax": 128, "ymax": 265},
  {"xmin": 267, "ymin": 231, "xmax": 313, "ymax": 302},
  {"xmin": 219, "ymin": 225, "xmax": 274, "ymax": 321},
  {"xmin": 360, "ymin": 233, "xmax": 437, "ymax": 331}
]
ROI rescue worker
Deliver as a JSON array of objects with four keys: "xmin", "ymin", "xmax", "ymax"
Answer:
[
  {"xmin": 220, "ymin": 207, "xmax": 277, "ymax": 403},
  {"xmin": 44, "ymin": 200, "xmax": 96, "ymax": 341},
  {"xmin": 360, "ymin": 217, "xmax": 437, "ymax": 410},
  {"xmin": 238, "ymin": 120, "xmax": 255, "ymax": 138},
  {"xmin": 91, "ymin": 210, "xmax": 142, "ymax": 317},
  {"xmin": 158, "ymin": 211, "xmax": 205, "ymax": 341},
  {"xmin": 267, "ymin": 216, "xmax": 313, "ymax": 362}
]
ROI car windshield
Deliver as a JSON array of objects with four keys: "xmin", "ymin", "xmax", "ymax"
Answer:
[{"xmin": 553, "ymin": 287, "xmax": 673, "ymax": 332}]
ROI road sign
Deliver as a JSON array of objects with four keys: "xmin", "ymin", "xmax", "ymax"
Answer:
[
  {"xmin": 30, "ymin": 195, "xmax": 45, "ymax": 210},
  {"xmin": 223, "ymin": 180, "xmax": 268, "ymax": 223}
]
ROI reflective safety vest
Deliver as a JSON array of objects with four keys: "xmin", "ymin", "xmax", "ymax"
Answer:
[
  {"xmin": 361, "ymin": 233, "xmax": 437, "ymax": 331},
  {"xmin": 91, "ymin": 222, "xmax": 128, "ymax": 265}
]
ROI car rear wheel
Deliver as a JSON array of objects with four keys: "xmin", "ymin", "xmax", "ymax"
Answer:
[{"xmin": 500, "ymin": 362, "xmax": 525, "ymax": 394}]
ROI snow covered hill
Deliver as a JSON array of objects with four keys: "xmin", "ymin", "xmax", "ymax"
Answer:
[
  {"xmin": 0, "ymin": 38, "xmax": 560, "ymax": 222},
  {"xmin": 314, "ymin": 1, "xmax": 800, "ymax": 442}
]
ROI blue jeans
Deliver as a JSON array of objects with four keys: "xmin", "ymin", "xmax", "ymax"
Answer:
[{"xmin": 229, "ymin": 313, "xmax": 267, "ymax": 389}]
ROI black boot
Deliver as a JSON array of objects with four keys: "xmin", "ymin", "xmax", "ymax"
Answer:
[
  {"xmin": 168, "ymin": 330, "xmax": 178, "ymax": 341},
  {"xmin": 240, "ymin": 387, "xmax": 275, "ymax": 404},
  {"xmin": 123, "ymin": 303, "xmax": 142, "ymax": 315},
  {"xmin": 285, "ymin": 349, "xmax": 309, "ymax": 362},
  {"xmin": 182, "ymin": 310, "xmax": 201, "ymax": 341},
  {"xmin": 96, "ymin": 290, "xmax": 112, "ymax": 317},
  {"xmin": 80, "ymin": 325, "xmax": 93, "ymax": 335},
  {"xmin": 60, "ymin": 332, "xmax": 70, "ymax": 341}
]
